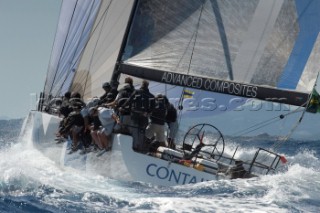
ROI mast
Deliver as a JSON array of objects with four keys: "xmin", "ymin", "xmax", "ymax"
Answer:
[{"xmin": 110, "ymin": 0, "xmax": 139, "ymax": 88}]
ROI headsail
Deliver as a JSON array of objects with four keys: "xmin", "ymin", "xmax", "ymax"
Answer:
[
  {"xmin": 70, "ymin": 0, "xmax": 136, "ymax": 100},
  {"xmin": 43, "ymin": 0, "xmax": 101, "ymax": 99},
  {"xmin": 42, "ymin": 0, "xmax": 136, "ymax": 102}
]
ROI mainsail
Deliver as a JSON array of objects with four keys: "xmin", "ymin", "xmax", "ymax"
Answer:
[{"xmin": 116, "ymin": 0, "xmax": 320, "ymax": 107}]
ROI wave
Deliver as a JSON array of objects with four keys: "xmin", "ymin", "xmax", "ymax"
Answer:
[{"xmin": 0, "ymin": 126, "xmax": 319, "ymax": 212}]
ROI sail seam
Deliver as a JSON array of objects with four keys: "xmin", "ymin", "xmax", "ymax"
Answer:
[
  {"xmin": 48, "ymin": 0, "xmax": 79, "ymax": 96},
  {"xmin": 82, "ymin": 0, "xmax": 113, "ymax": 98},
  {"xmin": 57, "ymin": 0, "xmax": 99, "ymax": 96}
]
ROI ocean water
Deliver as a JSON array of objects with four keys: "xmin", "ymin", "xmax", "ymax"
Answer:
[{"xmin": 0, "ymin": 122, "xmax": 319, "ymax": 212}]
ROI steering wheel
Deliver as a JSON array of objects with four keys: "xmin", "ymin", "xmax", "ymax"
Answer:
[{"xmin": 182, "ymin": 123, "xmax": 225, "ymax": 161}]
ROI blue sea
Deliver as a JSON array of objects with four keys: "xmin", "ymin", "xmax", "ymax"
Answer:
[{"xmin": 0, "ymin": 120, "xmax": 319, "ymax": 213}]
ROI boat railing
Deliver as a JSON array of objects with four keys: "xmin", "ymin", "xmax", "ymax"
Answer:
[
  {"xmin": 247, "ymin": 148, "xmax": 282, "ymax": 175},
  {"xmin": 196, "ymin": 146, "xmax": 282, "ymax": 176},
  {"xmin": 152, "ymin": 145, "xmax": 280, "ymax": 178}
]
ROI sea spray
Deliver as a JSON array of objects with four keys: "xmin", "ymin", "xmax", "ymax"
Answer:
[{"xmin": 0, "ymin": 122, "xmax": 319, "ymax": 212}]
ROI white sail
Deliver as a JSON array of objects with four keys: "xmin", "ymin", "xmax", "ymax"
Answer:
[
  {"xmin": 71, "ymin": 0, "xmax": 135, "ymax": 100},
  {"xmin": 44, "ymin": 0, "xmax": 101, "ymax": 99},
  {"xmin": 43, "ymin": 0, "xmax": 135, "ymax": 101}
]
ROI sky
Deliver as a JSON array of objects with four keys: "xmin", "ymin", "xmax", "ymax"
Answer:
[{"xmin": 0, "ymin": 0, "xmax": 61, "ymax": 119}]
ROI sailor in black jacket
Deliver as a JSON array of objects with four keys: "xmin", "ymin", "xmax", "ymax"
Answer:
[{"xmin": 121, "ymin": 80, "xmax": 155, "ymax": 151}]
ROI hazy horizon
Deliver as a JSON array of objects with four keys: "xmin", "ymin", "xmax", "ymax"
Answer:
[{"xmin": 0, "ymin": 0, "xmax": 62, "ymax": 119}]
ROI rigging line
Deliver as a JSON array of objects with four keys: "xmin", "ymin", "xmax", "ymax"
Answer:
[
  {"xmin": 178, "ymin": 1, "xmax": 205, "ymax": 124},
  {"xmin": 149, "ymin": 82, "xmax": 179, "ymax": 93},
  {"xmin": 232, "ymin": 114, "xmax": 280, "ymax": 137},
  {"xmin": 252, "ymin": 101, "xmax": 312, "ymax": 164},
  {"xmin": 255, "ymin": 115, "xmax": 302, "ymax": 166},
  {"xmin": 67, "ymin": 0, "xmax": 113, "ymax": 70},
  {"xmin": 236, "ymin": 108, "xmax": 305, "ymax": 137},
  {"xmin": 57, "ymin": 0, "xmax": 98, "ymax": 96},
  {"xmin": 42, "ymin": 0, "xmax": 64, "ymax": 96},
  {"xmin": 232, "ymin": 101, "xmax": 307, "ymax": 137},
  {"xmin": 55, "ymin": 0, "xmax": 113, "ymax": 97},
  {"xmin": 48, "ymin": 0, "xmax": 79, "ymax": 96},
  {"xmin": 84, "ymin": 1, "xmax": 134, "ymax": 73},
  {"xmin": 272, "ymin": 73, "xmax": 319, "ymax": 151},
  {"xmin": 174, "ymin": 28, "xmax": 197, "ymax": 70},
  {"xmin": 82, "ymin": 0, "xmax": 113, "ymax": 98},
  {"xmin": 237, "ymin": 118, "xmax": 282, "ymax": 137},
  {"xmin": 65, "ymin": 0, "xmax": 133, "ymax": 95},
  {"xmin": 56, "ymin": 1, "xmax": 104, "ymax": 96},
  {"xmin": 239, "ymin": 101, "xmax": 309, "ymax": 166}
]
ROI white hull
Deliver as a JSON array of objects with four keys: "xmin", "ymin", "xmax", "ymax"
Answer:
[{"xmin": 24, "ymin": 111, "xmax": 222, "ymax": 186}]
